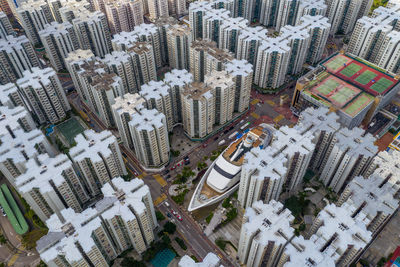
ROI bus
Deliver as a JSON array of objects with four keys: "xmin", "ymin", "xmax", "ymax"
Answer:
[
  {"xmin": 229, "ymin": 131, "xmax": 238, "ymax": 139},
  {"xmin": 240, "ymin": 122, "xmax": 251, "ymax": 130}
]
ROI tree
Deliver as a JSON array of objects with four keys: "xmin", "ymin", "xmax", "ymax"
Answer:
[
  {"xmin": 182, "ymin": 167, "xmax": 194, "ymax": 178},
  {"xmin": 175, "ymin": 237, "xmax": 187, "ymax": 250},
  {"xmin": 162, "ymin": 234, "xmax": 171, "ymax": 244},
  {"xmin": 121, "ymin": 257, "xmax": 145, "ymax": 267},
  {"xmin": 163, "ymin": 221, "xmax": 176, "ymax": 234},
  {"xmin": 156, "ymin": 211, "xmax": 165, "ymax": 221},
  {"xmin": 0, "ymin": 234, "xmax": 6, "ymax": 244},
  {"xmin": 36, "ymin": 261, "xmax": 48, "ymax": 267}
]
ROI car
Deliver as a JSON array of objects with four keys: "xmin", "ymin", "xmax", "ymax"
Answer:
[
  {"xmin": 184, "ymin": 161, "xmax": 190, "ymax": 165},
  {"xmin": 202, "ymin": 143, "xmax": 207, "ymax": 148},
  {"xmin": 223, "ymin": 129, "xmax": 229, "ymax": 134},
  {"xmin": 166, "ymin": 174, "xmax": 171, "ymax": 179},
  {"xmin": 229, "ymin": 126, "xmax": 234, "ymax": 131},
  {"xmin": 167, "ymin": 212, "xmax": 172, "ymax": 218},
  {"xmin": 165, "ymin": 201, "xmax": 170, "ymax": 207},
  {"xmin": 171, "ymin": 210, "xmax": 178, "ymax": 216},
  {"xmin": 214, "ymin": 136, "xmax": 218, "ymax": 141},
  {"xmin": 184, "ymin": 156, "xmax": 189, "ymax": 162},
  {"xmin": 163, "ymin": 169, "xmax": 170, "ymax": 175},
  {"xmin": 122, "ymin": 152, "xmax": 127, "ymax": 158},
  {"xmin": 177, "ymin": 215, "xmax": 183, "ymax": 221},
  {"xmin": 133, "ymin": 171, "xmax": 138, "ymax": 176},
  {"xmin": 170, "ymin": 166, "xmax": 176, "ymax": 170}
]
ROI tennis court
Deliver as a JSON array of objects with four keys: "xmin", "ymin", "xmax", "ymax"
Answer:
[
  {"xmin": 340, "ymin": 63, "xmax": 362, "ymax": 78},
  {"xmin": 343, "ymin": 93, "xmax": 374, "ymax": 117},
  {"xmin": 370, "ymin": 77, "xmax": 394, "ymax": 93},
  {"xmin": 355, "ymin": 70, "xmax": 377, "ymax": 85},
  {"xmin": 309, "ymin": 76, "xmax": 361, "ymax": 108},
  {"xmin": 55, "ymin": 117, "xmax": 85, "ymax": 146},
  {"xmin": 324, "ymin": 54, "xmax": 352, "ymax": 72}
]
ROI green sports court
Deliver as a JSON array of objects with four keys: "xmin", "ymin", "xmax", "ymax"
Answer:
[{"xmin": 55, "ymin": 117, "xmax": 86, "ymax": 146}]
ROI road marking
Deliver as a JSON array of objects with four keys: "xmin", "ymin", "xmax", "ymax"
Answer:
[
  {"xmin": 153, "ymin": 174, "xmax": 167, "ymax": 187},
  {"xmin": 266, "ymin": 100, "xmax": 275, "ymax": 106},
  {"xmin": 274, "ymin": 114, "xmax": 284, "ymax": 123},
  {"xmin": 153, "ymin": 193, "xmax": 167, "ymax": 206},
  {"xmin": 250, "ymin": 99, "xmax": 259, "ymax": 105},
  {"xmin": 250, "ymin": 112, "xmax": 260, "ymax": 119},
  {"xmin": 8, "ymin": 245, "xmax": 24, "ymax": 266}
]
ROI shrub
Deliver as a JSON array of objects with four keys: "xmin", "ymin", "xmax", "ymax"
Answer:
[
  {"xmin": 205, "ymin": 213, "xmax": 214, "ymax": 224},
  {"xmin": 175, "ymin": 237, "xmax": 187, "ymax": 250},
  {"xmin": 163, "ymin": 221, "xmax": 176, "ymax": 234},
  {"xmin": 156, "ymin": 211, "xmax": 165, "ymax": 221},
  {"xmin": 215, "ymin": 238, "xmax": 227, "ymax": 250}
]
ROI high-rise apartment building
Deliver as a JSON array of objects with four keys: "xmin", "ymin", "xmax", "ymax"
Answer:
[
  {"xmin": 181, "ymin": 82, "xmax": 215, "ymax": 139},
  {"xmin": 326, "ymin": 0, "xmax": 362, "ymax": 35},
  {"xmin": 238, "ymin": 200, "xmax": 295, "ymax": 267},
  {"xmin": 238, "ymin": 146, "xmax": 287, "ymax": 209},
  {"xmin": 16, "ymin": 67, "xmax": 70, "ymax": 124},
  {"xmin": 338, "ymin": 174, "xmax": 398, "ymax": 233},
  {"xmin": 167, "ymin": 24, "xmax": 191, "ymax": 70},
  {"xmin": 320, "ymin": 127, "xmax": 377, "ymax": 193},
  {"xmin": 56, "ymin": 0, "xmax": 91, "ymax": 23},
  {"xmin": 65, "ymin": 49, "xmax": 95, "ymax": 101},
  {"xmin": 0, "ymin": 11, "xmax": 13, "ymax": 39},
  {"xmin": 154, "ymin": 16, "xmax": 179, "ymax": 64},
  {"xmin": 253, "ymin": 39, "xmax": 290, "ymax": 89},
  {"xmin": 72, "ymin": 10, "xmax": 112, "ymax": 57},
  {"xmin": 0, "ymin": 105, "xmax": 55, "ymax": 184},
  {"xmin": 102, "ymin": 43, "xmax": 157, "ymax": 94},
  {"xmin": 270, "ymin": 126, "xmax": 315, "ymax": 192},
  {"xmin": 140, "ymin": 80, "xmax": 174, "ymax": 131},
  {"xmin": 104, "ymin": 0, "xmax": 143, "ymax": 34},
  {"xmin": 203, "ymin": 8, "xmax": 230, "ymax": 44},
  {"xmin": 0, "ymin": 35, "xmax": 39, "ymax": 84},
  {"xmin": 164, "ymin": 68, "xmax": 193, "ymax": 123},
  {"xmin": 204, "ymin": 70, "xmax": 235, "ymax": 125},
  {"xmin": 74, "ymin": 58, "xmax": 123, "ymax": 127},
  {"xmin": 15, "ymin": 154, "xmax": 85, "ymax": 222},
  {"xmin": 307, "ymin": 203, "xmax": 372, "ymax": 266},
  {"xmin": 218, "ymin": 17, "xmax": 249, "ymax": 54},
  {"xmin": 347, "ymin": 3, "xmax": 400, "ymax": 74},
  {"xmin": 188, "ymin": 1, "xmax": 214, "ymax": 41},
  {"xmin": 148, "ymin": 0, "xmax": 168, "ymax": 21},
  {"xmin": 129, "ymin": 108, "xmax": 170, "ymax": 168},
  {"xmin": 189, "ymin": 40, "xmax": 234, "ymax": 82},
  {"xmin": 17, "ymin": 0, "xmax": 54, "ymax": 45},
  {"xmin": 39, "ymin": 21, "xmax": 80, "ymax": 71},
  {"xmin": 236, "ymin": 26, "xmax": 268, "ymax": 66},
  {"xmin": 37, "ymin": 177, "xmax": 157, "ymax": 266},
  {"xmin": 69, "ymin": 130, "xmax": 127, "ymax": 197},
  {"xmin": 112, "ymin": 93, "xmax": 146, "ymax": 149},
  {"xmin": 168, "ymin": 0, "xmax": 186, "ymax": 17},
  {"xmin": 225, "ymin": 59, "xmax": 253, "ymax": 113},
  {"xmin": 296, "ymin": 107, "xmax": 341, "ymax": 171}
]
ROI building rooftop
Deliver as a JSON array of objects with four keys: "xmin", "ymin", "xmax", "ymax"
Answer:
[
  {"xmin": 179, "ymin": 253, "xmax": 222, "ymax": 267},
  {"xmin": 65, "ymin": 49, "xmax": 94, "ymax": 65},
  {"xmin": 334, "ymin": 127, "xmax": 377, "ymax": 157},
  {"xmin": 38, "ymin": 177, "xmax": 151, "ymax": 263},
  {"xmin": 111, "ymin": 31, "xmax": 139, "ymax": 50},
  {"xmin": 16, "ymin": 67, "xmax": 57, "ymax": 89},
  {"xmin": 182, "ymin": 82, "xmax": 213, "ymax": 100},
  {"xmin": 311, "ymin": 203, "xmax": 372, "ymax": 261},
  {"xmin": 225, "ymin": 59, "xmax": 253, "ymax": 77},
  {"xmin": 243, "ymin": 200, "xmax": 294, "ymax": 246},
  {"xmin": 164, "ymin": 69, "xmax": 193, "ymax": 87},
  {"xmin": 39, "ymin": 21, "xmax": 74, "ymax": 37},
  {"xmin": 69, "ymin": 130, "xmax": 117, "ymax": 163},
  {"xmin": 271, "ymin": 126, "xmax": 315, "ymax": 158},
  {"xmin": 343, "ymin": 175, "xmax": 398, "ymax": 218},
  {"xmin": 129, "ymin": 108, "xmax": 166, "ymax": 130},
  {"xmin": 284, "ymin": 236, "xmax": 335, "ymax": 267},
  {"xmin": 0, "ymin": 35, "xmax": 31, "ymax": 53},
  {"xmin": 15, "ymin": 154, "xmax": 73, "ymax": 194},
  {"xmin": 140, "ymin": 80, "xmax": 170, "ymax": 101},
  {"xmin": 112, "ymin": 93, "xmax": 145, "ymax": 117}
]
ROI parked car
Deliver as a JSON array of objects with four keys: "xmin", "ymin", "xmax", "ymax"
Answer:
[
  {"xmin": 177, "ymin": 215, "xmax": 183, "ymax": 221},
  {"xmin": 170, "ymin": 166, "xmax": 176, "ymax": 170},
  {"xmin": 171, "ymin": 210, "xmax": 178, "ymax": 216},
  {"xmin": 167, "ymin": 212, "xmax": 172, "ymax": 218},
  {"xmin": 184, "ymin": 161, "xmax": 190, "ymax": 165},
  {"xmin": 184, "ymin": 156, "xmax": 190, "ymax": 162}
]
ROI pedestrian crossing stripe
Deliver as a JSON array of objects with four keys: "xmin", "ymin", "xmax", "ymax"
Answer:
[
  {"xmin": 153, "ymin": 193, "xmax": 167, "ymax": 206},
  {"xmin": 250, "ymin": 112, "xmax": 260, "ymax": 119},
  {"xmin": 274, "ymin": 114, "xmax": 284, "ymax": 123},
  {"xmin": 153, "ymin": 174, "xmax": 167, "ymax": 187}
]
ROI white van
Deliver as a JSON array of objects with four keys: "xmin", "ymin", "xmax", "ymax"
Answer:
[{"xmin": 164, "ymin": 201, "xmax": 170, "ymax": 207}]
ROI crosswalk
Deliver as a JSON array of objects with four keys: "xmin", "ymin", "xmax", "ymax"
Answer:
[
  {"xmin": 250, "ymin": 112, "xmax": 260, "ymax": 119},
  {"xmin": 274, "ymin": 114, "xmax": 284, "ymax": 123},
  {"xmin": 153, "ymin": 193, "xmax": 167, "ymax": 206},
  {"xmin": 153, "ymin": 174, "xmax": 167, "ymax": 187}
]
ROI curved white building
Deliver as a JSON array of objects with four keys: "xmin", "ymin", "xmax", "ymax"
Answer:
[{"xmin": 188, "ymin": 124, "xmax": 273, "ymax": 211}]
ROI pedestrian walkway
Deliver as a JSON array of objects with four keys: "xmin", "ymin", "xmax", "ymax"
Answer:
[
  {"xmin": 250, "ymin": 112, "xmax": 260, "ymax": 119},
  {"xmin": 153, "ymin": 193, "xmax": 167, "ymax": 206},
  {"xmin": 250, "ymin": 99, "xmax": 259, "ymax": 105},
  {"xmin": 273, "ymin": 114, "xmax": 284, "ymax": 123},
  {"xmin": 153, "ymin": 174, "xmax": 167, "ymax": 187},
  {"xmin": 204, "ymin": 207, "xmax": 224, "ymax": 236},
  {"xmin": 7, "ymin": 244, "xmax": 24, "ymax": 266}
]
